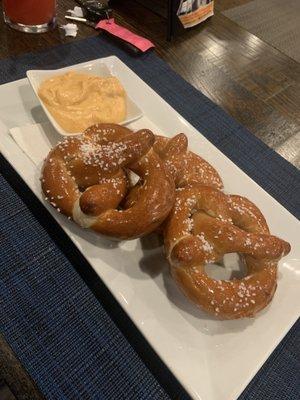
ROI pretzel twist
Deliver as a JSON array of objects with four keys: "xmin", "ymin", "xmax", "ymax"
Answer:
[
  {"xmin": 164, "ymin": 185, "xmax": 291, "ymax": 319},
  {"xmin": 41, "ymin": 122, "xmax": 291, "ymax": 319},
  {"xmin": 41, "ymin": 124, "xmax": 175, "ymax": 240},
  {"xmin": 153, "ymin": 134, "xmax": 223, "ymax": 189}
]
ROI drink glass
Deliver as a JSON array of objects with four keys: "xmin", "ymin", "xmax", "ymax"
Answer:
[{"xmin": 3, "ymin": 0, "xmax": 56, "ymax": 33}]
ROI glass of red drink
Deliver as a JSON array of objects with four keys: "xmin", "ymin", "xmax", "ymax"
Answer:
[{"xmin": 3, "ymin": 0, "xmax": 56, "ymax": 33}]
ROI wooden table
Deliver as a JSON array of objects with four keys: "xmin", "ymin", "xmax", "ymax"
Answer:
[{"xmin": 0, "ymin": 0, "xmax": 299, "ymax": 398}]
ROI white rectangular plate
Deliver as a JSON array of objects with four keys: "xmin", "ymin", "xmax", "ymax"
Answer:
[
  {"xmin": 0, "ymin": 56, "xmax": 299, "ymax": 400},
  {"xmin": 27, "ymin": 60, "xmax": 143, "ymax": 136}
]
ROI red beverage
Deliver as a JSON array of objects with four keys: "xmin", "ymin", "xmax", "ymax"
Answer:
[{"xmin": 3, "ymin": 0, "xmax": 56, "ymax": 32}]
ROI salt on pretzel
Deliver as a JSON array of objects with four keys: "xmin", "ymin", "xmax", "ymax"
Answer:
[
  {"xmin": 153, "ymin": 134, "xmax": 223, "ymax": 189},
  {"xmin": 122, "ymin": 132, "xmax": 223, "ymax": 210},
  {"xmin": 41, "ymin": 124, "xmax": 175, "ymax": 240},
  {"xmin": 164, "ymin": 185, "xmax": 290, "ymax": 319}
]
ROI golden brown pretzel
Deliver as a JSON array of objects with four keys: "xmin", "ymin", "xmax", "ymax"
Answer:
[
  {"xmin": 153, "ymin": 134, "xmax": 223, "ymax": 189},
  {"xmin": 41, "ymin": 124, "xmax": 175, "ymax": 240},
  {"xmin": 164, "ymin": 185, "xmax": 291, "ymax": 319},
  {"xmin": 124, "ymin": 132, "xmax": 223, "ymax": 211}
]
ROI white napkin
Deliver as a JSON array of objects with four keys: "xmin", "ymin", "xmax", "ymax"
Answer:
[
  {"xmin": 67, "ymin": 6, "xmax": 84, "ymax": 18},
  {"xmin": 9, "ymin": 122, "xmax": 61, "ymax": 166},
  {"xmin": 61, "ymin": 23, "xmax": 78, "ymax": 37}
]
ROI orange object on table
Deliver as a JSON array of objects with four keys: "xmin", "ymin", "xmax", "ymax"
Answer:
[{"xmin": 3, "ymin": 0, "xmax": 56, "ymax": 25}]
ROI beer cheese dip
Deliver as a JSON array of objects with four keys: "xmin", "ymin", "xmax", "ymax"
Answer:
[{"xmin": 38, "ymin": 71, "xmax": 127, "ymax": 133}]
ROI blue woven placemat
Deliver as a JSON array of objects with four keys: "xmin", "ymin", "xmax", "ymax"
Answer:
[{"xmin": 0, "ymin": 35, "xmax": 299, "ymax": 400}]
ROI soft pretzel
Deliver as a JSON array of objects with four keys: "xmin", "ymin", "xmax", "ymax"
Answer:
[
  {"xmin": 121, "ymin": 132, "xmax": 223, "ymax": 212},
  {"xmin": 41, "ymin": 124, "xmax": 175, "ymax": 240},
  {"xmin": 153, "ymin": 134, "xmax": 223, "ymax": 189},
  {"xmin": 164, "ymin": 185, "xmax": 291, "ymax": 319}
]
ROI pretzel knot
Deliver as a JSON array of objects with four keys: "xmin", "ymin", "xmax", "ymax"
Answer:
[
  {"xmin": 164, "ymin": 185, "xmax": 291, "ymax": 319},
  {"xmin": 41, "ymin": 124, "xmax": 175, "ymax": 240},
  {"xmin": 153, "ymin": 134, "xmax": 223, "ymax": 190}
]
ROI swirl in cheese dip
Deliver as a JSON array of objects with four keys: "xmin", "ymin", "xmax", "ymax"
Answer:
[{"xmin": 38, "ymin": 71, "xmax": 126, "ymax": 133}]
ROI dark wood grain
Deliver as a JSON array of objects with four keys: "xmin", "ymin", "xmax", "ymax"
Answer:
[
  {"xmin": 0, "ymin": 378, "xmax": 16, "ymax": 400},
  {"xmin": 0, "ymin": 335, "xmax": 44, "ymax": 400},
  {"xmin": 0, "ymin": 0, "xmax": 299, "ymax": 398},
  {"xmin": 214, "ymin": 0, "xmax": 254, "ymax": 12},
  {"xmin": 266, "ymin": 83, "xmax": 300, "ymax": 122},
  {"xmin": 113, "ymin": 0, "xmax": 300, "ymax": 156}
]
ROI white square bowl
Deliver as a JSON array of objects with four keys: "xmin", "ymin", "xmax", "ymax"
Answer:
[{"xmin": 26, "ymin": 59, "xmax": 143, "ymax": 136}]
